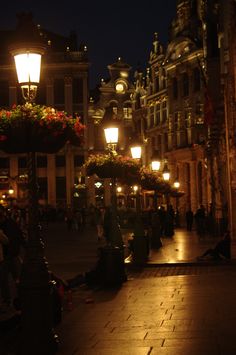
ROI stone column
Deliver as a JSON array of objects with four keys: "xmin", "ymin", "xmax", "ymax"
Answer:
[{"xmin": 65, "ymin": 76, "xmax": 73, "ymax": 114}]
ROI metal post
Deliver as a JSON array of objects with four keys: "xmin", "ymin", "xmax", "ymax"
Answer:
[
  {"xmin": 132, "ymin": 188, "xmax": 149, "ymax": 264},
  {"xmin": 19, "ymin": 152, "xmax": 58, "ymax": 354}
]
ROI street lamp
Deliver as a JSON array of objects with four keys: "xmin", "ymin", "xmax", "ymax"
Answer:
[
  {"xmin": 13, "ymin": 49, "xmax": 42, "ymax": 102},
  {"xmin": 151, "ymin": 152, "xmax": 163, "ymax": 249},
  {"xmin": 162, "ymin": 161, "xmax": 170, "ymax": 181},
  {"xmin": 173, "ymin": 179, "xmax": 180, "ymax": 189},
  {"xmin": 151, "ymin": 151, "xmax": 161, "ymax": 211},
  {"xmin": 8, "ymin": 186, "xmax": 14, "ymax": 195},
  {"xmin": 130, "ymin": 142, "xmax": 149, "ymax": 263},
  {"xmin": 11, "ymin": 44, "xmax": 58, "ymax": 354},
  {"xmin": 100, "ymin": 106, "xmax": 126, "ymax": 287}
]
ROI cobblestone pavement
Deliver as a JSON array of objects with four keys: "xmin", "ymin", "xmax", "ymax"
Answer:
[
  {"xmin": 56, "ymin": 265, "xmax": 236, "ymax": 355},
  {"xmin": 1, "ymin": 222, "xmax": 236, "ymax": 355}
]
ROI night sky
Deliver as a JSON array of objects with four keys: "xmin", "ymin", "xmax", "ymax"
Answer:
[{"xmin": 2, "ymin": 0, "xmax": 177, "ymax": 88}]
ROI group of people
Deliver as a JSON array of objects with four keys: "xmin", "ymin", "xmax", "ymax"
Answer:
[{"xmin": 185, "ymin": 204, "xmax": 214, "ymax": 236}]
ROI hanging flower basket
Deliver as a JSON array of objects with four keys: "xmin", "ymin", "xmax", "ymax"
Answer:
[
  {"xmin": 0, "ymin": 103, "xmax": 85, "ymax": 154},
  {"xmin": 140, "ymin": 167, "xmax": 171, "ymax": 192},
  {"xmin": 169, "ymin": 190, "xmax": 185, "ymax": 198},
  {"xmin": 84, "ymin": 153, "xmax": 140, "ymax": 181}
]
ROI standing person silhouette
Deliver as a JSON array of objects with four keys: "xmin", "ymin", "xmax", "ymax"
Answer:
[{"xmin": 186, "ymin": 208, "xmax": 194, "ymax": 231}]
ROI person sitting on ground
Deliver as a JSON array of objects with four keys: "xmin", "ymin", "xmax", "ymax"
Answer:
[{"xmin": 197, "ymin": 230, "xmax": 231, "ymax": 260}]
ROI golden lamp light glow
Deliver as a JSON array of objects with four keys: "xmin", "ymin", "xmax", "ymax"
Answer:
[
  {"xmin": 104, "ymin": 127, "xmax": 119, "ymax": 144},
  {"xmin": 14, "ymin": 52, "xmax": 41, "ymax": 84},
  {"xmin": 130, "ymin": 145, "xmax": 142, "ymax": 159},
  {"xmin": 151, "ymin": 160, "xmax": 161, "ymax": 171}
]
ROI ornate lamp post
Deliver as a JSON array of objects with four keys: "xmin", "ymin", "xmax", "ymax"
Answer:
[
  {"xmin": 100, "ymin": 107, "xmax": 126, "ymax": 287},
  {"xmin": 173, "ymin": 178, "xmax": 180, "ymax": 227},
  {"xmin": 11, "ymin": 45, "xmax": 58, "ymax": 354},
  {"xmin": 103, "ymin": 108, "xmax": 123, "ymax": 248},
  {"xmin": 130, "ymin": 141, "xmax": 148, "ymax": 263},
  {"xmin": 151, "ymin": 152, "xmax": 163, "ymax": 248},
  {"xmin": 151, "ymin": 151, "xmax": 161, "ymax": 211}
]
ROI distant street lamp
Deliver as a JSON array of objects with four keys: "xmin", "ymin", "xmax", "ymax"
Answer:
[
  {"xmin": 173, "ymin": 179, "xmax": 180, "ymax": 189},
  {"xmin": 162, "ymin": 161, "xmax": 170, "ymax": 181},
  {"xmin": 151, "ymin": 152, "xmax": 163, "ymax": 249},
  {"xmin": 11, "ymin": 43, "xmax": 58, "ymax": 354}
]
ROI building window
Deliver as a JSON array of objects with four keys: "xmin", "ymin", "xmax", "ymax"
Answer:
[
  {"xmin": 73, "ymin": 78, "xmax": 83, "ymax": 104},
  {"xmin": 174, "ymin": 112, "xmax": 179, "ymax": 132},
  {"xmin": 149, "ymin": 106, "xmax": 154, "ymax": 127},
  {"xmin": 38, "ymin": 177, "xmax": 48, "ymax": 200},
  {"xmin": 0, "ymin": 80, "xmax": 9, "ymax": 107},
  {"xmin": 0, "ymin": 158, "xmax": 9, "ymax": 169},
  {"xmin": 18, "ymin": 157, "xmax": 27, "ymax": 169},
  {"xmin": 56, "ymin": 155, "xmax": 66, "ymax": 167},
  {"xmin": 123, "ymin": 106, "xmax": 132, "ymax": 120},
  {"xmin": 156, "ymin": 104, "xmax": 160, "ymax": 125},
  {"xmin": 162, "ymin": 101, "xmax": 167, "ymax": 123},
  {"xmin": 37, "ymin": 156, "xmax": 47, "ymax": 168},
  {"xmin": 182, "ymin": 73, "xmax": 189, "ymax": 97},
  {"xmin": 155, "ymin": 75, "xmax": 160, "ymax": 92},
  {"xmin": 173, "ymin": 77, "xmax": 178, "ymax": 99},
  {"xmin": 193, "ymin": 68, "xmax": 201, "ymax": 92},
  {"xmin": 56, "ymin": 177, "xmax": 66, "ymax": 199},
  {"xmin": 74, "ymin": 155, "xmax": 84, "ymax": 167},
  {"xmin": 54, "ymin": 78, "xmax": 64, "ymax": 104}
]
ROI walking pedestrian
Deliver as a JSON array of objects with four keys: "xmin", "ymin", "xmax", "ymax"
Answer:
[
  {"xmin": 195, "ymin": 205, "xmax": 206, "ymax": 238},
  {"xmin": 186, "ymin": 208, "xmax": 194, "ymax": 231}
]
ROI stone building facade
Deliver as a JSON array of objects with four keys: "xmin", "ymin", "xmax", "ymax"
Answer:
[{"xmin": 131, "ymin": 0, "xmax": 229, "ymax": 232}]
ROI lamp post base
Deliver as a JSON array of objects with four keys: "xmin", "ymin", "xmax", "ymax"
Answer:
[
  {"xmin": 98, "ymin": 246, "xmax": 127, "ymax": 288},
  {"xmin": 133, "ymin": 234, "xmax": 149, "ymax": 264},
  {"xmin": 19, "ymin": 238, "xmax": 59, "ymax": 355}
]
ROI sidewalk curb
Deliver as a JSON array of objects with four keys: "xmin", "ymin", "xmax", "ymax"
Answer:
[{"xmin": 125, "ymin": 259, "xmax": 236, "ymax": 268}]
